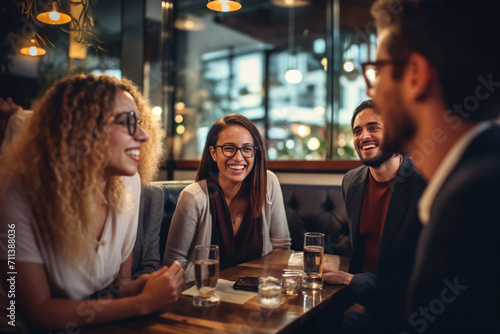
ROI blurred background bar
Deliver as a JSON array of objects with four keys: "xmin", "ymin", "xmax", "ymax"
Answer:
[{"xmin": 1, "ymin": 0, "xmax": 375, "ymax": 177}]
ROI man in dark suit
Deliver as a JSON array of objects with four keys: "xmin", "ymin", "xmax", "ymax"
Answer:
[
  {"xmin": 367, "ymin": 0, "xmax": 500, "ymax": 332},
  {"xmin": 323, "ymin": 100, "xmax": 426, "ymax": 333}
]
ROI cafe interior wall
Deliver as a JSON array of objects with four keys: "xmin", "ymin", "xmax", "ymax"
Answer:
[
  {"xmin": 159, "ymin": 0, "xmax": 374, "ymax": 183},
  {"xmin": 2, "ymin": 0, "xmax": 374, "ymax": 185}
]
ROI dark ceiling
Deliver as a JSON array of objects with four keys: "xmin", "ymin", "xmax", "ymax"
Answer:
[{"xmin": 179, "ymin": 0, "xmax": 375, "ymax": 50}]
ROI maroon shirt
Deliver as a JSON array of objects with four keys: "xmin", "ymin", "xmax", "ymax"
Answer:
[{"xmin": 359, "ymin": 171, "xmax": 392, "ymax": 273}]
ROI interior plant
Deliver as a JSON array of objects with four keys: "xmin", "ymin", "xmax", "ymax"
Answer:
[{"xmin": 20, "ymin": 0, "xmax": 101, "ymax": 50}]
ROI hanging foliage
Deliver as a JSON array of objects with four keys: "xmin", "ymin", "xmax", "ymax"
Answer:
[{"xmin": 20, "ymin": 0, "xmax": 102, "ymax": 50}]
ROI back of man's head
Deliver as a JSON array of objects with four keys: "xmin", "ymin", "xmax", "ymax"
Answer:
[{"xmin": 371, "ymin": 0, "xmax": 500, "ymax": 121}]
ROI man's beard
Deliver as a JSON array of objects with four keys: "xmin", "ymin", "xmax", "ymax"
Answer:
[
  {"xmin": 380, "ymin": 112, "xmax": 416, "ymax": 158},
  {"xmin": 361, "ymin": 148, "xmax": 393, "ymax": 167},
  {"xmin": 374, "ymin": 95, "xmax": 416, "ymax": 159}
]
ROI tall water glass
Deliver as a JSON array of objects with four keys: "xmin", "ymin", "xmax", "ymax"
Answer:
[
  {"xmin": 193, "ymin": 245, "xmax": 220, "ymax": 306},
  {"xmin": 302, "ymin": 232, "xmax": 324, "ymax": 289}
]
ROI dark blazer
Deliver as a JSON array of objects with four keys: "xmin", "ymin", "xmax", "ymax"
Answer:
[
  {"xmin": 132, "ymin": 185, "xmax": 164, "ymax": 279},
  {"xmin": 342, "ymin": 155, "xmax": 426, "ymax": 326},
  {"xmin": 409, "ymin": 124, "xmax": 500, "ymax": 334}
]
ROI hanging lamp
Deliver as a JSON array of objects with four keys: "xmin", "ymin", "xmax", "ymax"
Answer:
[
  {"xmin": 207, "ymin": 0, "xmax": 241, "ymax": 13},
  {"xmin": 271, "ymin": 0, "xmax": 310, "ymax": 8},
  {"xmin": 285, "ymin": 3, "xmax": 302, "ymax": 84},
  {"xmin": 19, "ymin": 38, "xmax": 46, "ymax": 56},
  {"xmin": 36, "ymin": 1, "xmax": 71, "ymax": 25},
  {"xmin": 174, "ymin": 14, "xmax": 206, "ymax": 31}
]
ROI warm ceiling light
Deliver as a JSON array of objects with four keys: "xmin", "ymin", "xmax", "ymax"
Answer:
[
  {"xmin": 174, "ymin": 15, "xmax": 206, "ymax": 31},
  {"xmin": 36, "ymin": 1, "xmax": 71, "ymax": 25},
  {"xmin": 207, "ymin": 0, "xmax": 241, "ymax": 12},
  {"xmin": 19, "ymin": 39, "xmax": 46, "ymax": 56},
  {"xmin": 271, "ymin": 0, "xmax": 310, "ymax": 7}
]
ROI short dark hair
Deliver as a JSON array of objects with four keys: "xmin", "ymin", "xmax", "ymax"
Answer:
[
  {"xmin": 351, "ymin": 99, "xmax": 375, "ymax": 129},
  {"xmin": 196, "ymin": 114, "xmax": 267, "ymax": 217},
  {"xmin": 371, "ymin": 0, "xmax": 500, "ymax": 121}
]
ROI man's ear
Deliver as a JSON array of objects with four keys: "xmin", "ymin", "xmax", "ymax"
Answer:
[{"xmin": 404, "ymin": 52, "xmax": 436, "ymax": 101}]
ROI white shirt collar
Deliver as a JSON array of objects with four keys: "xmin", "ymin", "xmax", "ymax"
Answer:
[{"xmin": 418, "ymin": 121, "xmax": 493, "ymax": 225}]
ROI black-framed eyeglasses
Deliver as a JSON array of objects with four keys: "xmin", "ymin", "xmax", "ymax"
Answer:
[
  {"xmin": 114, "ymin": 111, "xmax": 141, "ymax": 136},
  {"xmin": 213, "ymin": 144, "xmax": 258, "ymax": 158},
  {"xmin": 361, "ymin": 60, "xmax": 406, "ymax": 94}
]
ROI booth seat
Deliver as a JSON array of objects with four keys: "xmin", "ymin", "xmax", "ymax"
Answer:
[{"xmin": 153, "ymin": 180, "xmax": 351, "ymax": 263}]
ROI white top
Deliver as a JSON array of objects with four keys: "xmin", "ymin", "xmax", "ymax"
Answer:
[
  {"xmin": 0, "ymin": 173, "xmax": 141, "ymax": 299},
  {"xmin": 418, "ymin": 122, "xmax": 492, "ymax": 225},
  {"xmin": 163, "ymin": 170, "xmax": 291, "ymax": 282}
]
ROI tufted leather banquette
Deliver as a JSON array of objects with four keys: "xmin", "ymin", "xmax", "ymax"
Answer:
[{"xmin": 153, "ymin": 180, "xmax": 351, "ymax": 263}]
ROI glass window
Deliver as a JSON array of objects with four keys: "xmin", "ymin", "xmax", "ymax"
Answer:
[{"xmin": 169, "ymin": 0, "xmax": 377, "ymax": 162}]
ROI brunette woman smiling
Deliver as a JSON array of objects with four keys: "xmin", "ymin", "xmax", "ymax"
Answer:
[{"xmin": 164, "ymin": 114, "xmax": 291, "ymax": 281}]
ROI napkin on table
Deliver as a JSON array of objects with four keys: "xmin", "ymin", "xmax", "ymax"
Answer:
[
  {"xmin": 287, "ymin": 251, "xmax": 341, "ymax": 271},
  {"xmin": 182, "ymin": 279, "xmax": 256, "ymax": 305}
]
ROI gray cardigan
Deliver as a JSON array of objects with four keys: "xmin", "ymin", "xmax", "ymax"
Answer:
[{"xmin": 163, "ymin": 170, "xmax": 291, "ymax": 282}]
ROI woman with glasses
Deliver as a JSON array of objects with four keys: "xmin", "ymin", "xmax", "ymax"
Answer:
[
  {"xmin": 164, "ymin": 114, "xmax": 291, "ymax": 281},
  {"xmin": 0, "ymin": 74, "xmax": 184, "ymax": 331}
]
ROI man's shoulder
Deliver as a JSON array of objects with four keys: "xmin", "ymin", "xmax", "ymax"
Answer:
[
  {"xmin": 395, "ymin": 155, "xmax": 427, "ymax": 190},
  {"xmin": 450, "ymin": 123, "xmax": 500, "ymax": 186},
  {"xmin": 445, "ymin": 150, "xmax": 500, "ymax": 194},
  {"xmin": 436, "ymin": 129, "xmax": 500, "ymax": 212},
  {"xmin": 344, "ymin": 164, "xmax": 368, "ymax": 182},
  {"xmin": 342, "ymin": 165, "xmax": 369, "ymax": 200}
]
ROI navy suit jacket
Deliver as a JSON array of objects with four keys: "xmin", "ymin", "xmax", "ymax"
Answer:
[
  {"xmin": 409, "ymin": 124, "xmax": 500, "ymax": 333},
  {"xmin": 342, "ymin": 155, "xmax": 426, "ymax": 325}
]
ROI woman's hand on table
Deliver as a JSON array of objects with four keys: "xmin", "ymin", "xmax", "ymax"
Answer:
[
  {"xmin": 118, "ymin": 275, "xmax": 150, "ymax": 298},
  {"xmin": 138, "ymin": 262, "xmax": 185, "ymax": 314},
  {"xmin": 323, "ymin": 270, "xmax": 353, "ymax": 286}
]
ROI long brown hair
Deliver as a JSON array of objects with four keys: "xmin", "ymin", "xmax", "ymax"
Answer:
[
  {"xmin": 196, "ymin": 114, "xmax": 267, "ymax": 217},
  {"xmin": 0, "ymin": 74, "xmax": 164, "ymax": 263}
]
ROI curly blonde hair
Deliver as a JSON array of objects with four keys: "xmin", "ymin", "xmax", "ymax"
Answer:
[{"xmin": 1, "ymin": 74, "xmax": 164, "ymax": 264}]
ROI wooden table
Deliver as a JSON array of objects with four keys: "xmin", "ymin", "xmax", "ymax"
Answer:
[{"xmin": 84, "ymin": 250, "xmax": 349, "ymax": 333}]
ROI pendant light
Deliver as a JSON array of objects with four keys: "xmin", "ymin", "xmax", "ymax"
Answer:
[
  {"xmin": 285, "ymin": 4, "xmax": 302, "ymax": 84},
  {"xmin": 207, "ymin": 0, "xmax": 241, "ymax": 13},
  {"xmin": 271, "ymin": 0, "xmax": 310, "ymax": 8},
  {"xmin": 174, "ymin": 14, "xmax": 206, "ymax": 31},
  {"xmin": 36, "ymin": 1, "xmax": 71, "ymax": 25},
  {"xmin": 19, "ymin": 38, "xmax": 46, "ymax": 56}
]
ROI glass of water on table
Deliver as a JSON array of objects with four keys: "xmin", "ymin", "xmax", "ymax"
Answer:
[
  {"xmin": 193, "ymin": 245, "xmax": 220, "ymax": 306},
  {"xmin": 258, "ymin": 276, "xmax": 282, "ymax": 309},
  {"xmin": 282, "ymin": 270, "xmax": 303, "ymax": 296},
  {"xmin": 302, "ymin": 232, "xmax": 325, "ymax": 290}
]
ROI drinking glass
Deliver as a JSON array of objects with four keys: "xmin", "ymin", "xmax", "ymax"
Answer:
[
  {"xmin": 302, "ymin": 289, "xmax": 323, "ymax": 309},
  {"xmin": 258, "ymin": 276, "xmax": 282, "ymax": 309},
  {"xmin": 282, "ymin": 270, "xmax": 303, "ymax": 296},
  {"xmin": 193, "ymin": 245, "xmax": 220, "ymax": 306},
  {"xmin": 302, "ymin": 232, "xmax": 325, "ymax": 289}
]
